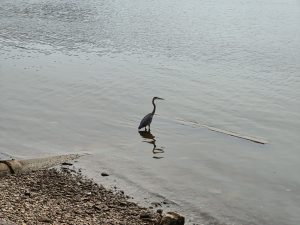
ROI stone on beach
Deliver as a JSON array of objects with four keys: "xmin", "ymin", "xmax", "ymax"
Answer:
[{"xmin": 159, "ymin": 212, "xmax": 185, "ymax": 225}]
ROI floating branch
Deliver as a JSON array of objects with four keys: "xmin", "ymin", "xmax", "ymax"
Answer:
[
  {"xmin": 176, "ymin": 118, "xmax": 268, "ymax": 144},
  {"xmin": 202, "ymin": 125, "xmax": 268, "ymax": 144}
]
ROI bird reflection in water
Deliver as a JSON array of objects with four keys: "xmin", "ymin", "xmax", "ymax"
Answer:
[{"xmin": 138, "ymin": 131, "xmax": 165, "ymax": 159}]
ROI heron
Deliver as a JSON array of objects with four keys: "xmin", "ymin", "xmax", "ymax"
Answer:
[{"xmin": 138, "ymin": 97, "xmax": 164, "ymax": 131}]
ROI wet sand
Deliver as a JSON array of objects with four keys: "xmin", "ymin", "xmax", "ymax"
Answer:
[{"xmin": 0, "ymin": 168, "xmax": 162, "ymax": 225}]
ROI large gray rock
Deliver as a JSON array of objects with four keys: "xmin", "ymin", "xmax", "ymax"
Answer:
[
  {"xmin": 159, "ymin": 212, "xmax": 185, "ymax": 225},
  {"xmin": 0, "ymin": 154, "xmax": 80, "ymax": 177},
  {"xmin": 0, "ymin": 160, "xmax": 22, "ymax": 176}
]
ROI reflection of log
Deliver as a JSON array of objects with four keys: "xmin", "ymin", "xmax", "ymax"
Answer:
[{"xmin": 0, "ymin": 154, "xmax": 80, "ymax": 177}]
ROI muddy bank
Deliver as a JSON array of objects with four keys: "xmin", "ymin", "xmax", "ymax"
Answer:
[{"xmin": 0, "ymin": 168, "xmax": 162, "ymax": 225}]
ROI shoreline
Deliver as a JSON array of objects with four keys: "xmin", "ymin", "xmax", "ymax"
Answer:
[
  {"xmin": 0, "ymin": 167, "xmax": 163, "ymax": 225},
  {"xmin": 0, "ymin": 154, "xmax": 221, "ymax": 225}
]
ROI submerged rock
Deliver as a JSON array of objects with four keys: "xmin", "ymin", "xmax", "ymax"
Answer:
[
  {"xmin": 101, "ymin": 172, "xmax": 109, "ymax": 176},
  {"xmin": 151, "ymin": 201, "xmax": 162, "ymax": 207},
  {"xmin": 61, "ymin": 162, "xmax": 73, "ymax": 166},
  {"xmin": 157, "ymin": 209, "xmax": 163, "ymax": 215}
]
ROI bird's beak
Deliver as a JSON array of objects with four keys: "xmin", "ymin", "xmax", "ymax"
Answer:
[{"xmin": 157, "ymin": 97, "xmax": 164, "ymax": 100}]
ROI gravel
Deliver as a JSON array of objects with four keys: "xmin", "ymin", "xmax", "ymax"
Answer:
[{"xmin": 0, "ymin": 168, "xmax": 161, "ymax": 225}]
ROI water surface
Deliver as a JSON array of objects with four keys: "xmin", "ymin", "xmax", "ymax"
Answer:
[{"xmin": 1, "ymin": 0, "xmax": 300, "ymax": 224}]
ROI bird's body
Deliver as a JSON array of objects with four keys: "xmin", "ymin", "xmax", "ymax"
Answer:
[
  {"xmin": 138, "ymin": 113, "xmax": 153, "ymax": 130},
  {"xmin": 138, "ymin": 97, "xmax": 164, "ymax": 131}
]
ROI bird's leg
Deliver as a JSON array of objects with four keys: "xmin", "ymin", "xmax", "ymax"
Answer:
[
  {"xmin": 145, "ymin": 127, "xmax": 147, "ymax": 131},
  {"xmin": 148, "ymin": 124, "xmax": 151, "ymax": 131}
]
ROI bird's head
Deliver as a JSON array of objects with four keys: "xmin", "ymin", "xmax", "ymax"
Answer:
[{"xmin": 153, "ymin": 96, "xmax": 164, "ymax": 101}]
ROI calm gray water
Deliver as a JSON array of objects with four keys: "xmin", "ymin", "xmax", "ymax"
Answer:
[{"xmin": 1, "ymin": 0, "xmax": 300, "ymax": 224}]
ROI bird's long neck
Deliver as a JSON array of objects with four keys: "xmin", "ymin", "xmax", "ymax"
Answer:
[{"xmin": 151, "ymin": 99, "xmax": 156, "ymax": 115}]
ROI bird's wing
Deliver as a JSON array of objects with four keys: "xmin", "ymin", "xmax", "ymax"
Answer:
[{"xmin": 139, "ymin": 113, "xmax": 153, "ymax": 129}]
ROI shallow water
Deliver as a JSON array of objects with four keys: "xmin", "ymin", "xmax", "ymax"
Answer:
[{"xmin": 1, "ymin": 0, "xmax": 300, "ymax": 224}]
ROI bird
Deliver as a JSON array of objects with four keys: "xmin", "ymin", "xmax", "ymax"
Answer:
[{"xmin": 138, "ymin": 97, "xmax": 164, "ymax": 131}]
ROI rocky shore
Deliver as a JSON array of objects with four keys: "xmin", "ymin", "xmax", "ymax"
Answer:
[{"xmin": 0, "ymin": 168, "xmax": 164, "ymax": 225}]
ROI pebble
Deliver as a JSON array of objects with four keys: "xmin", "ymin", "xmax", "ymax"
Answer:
[
  {"xmin": 162, "ymin": 199, "xmax": 173, "ymax": 205},
  {"xmin": 38, "ymin": 216, "xmax": 52, "ymax": 223},
  {"xmin": 157, "ymin": 209, "xmax": 163, "ymax": 215},
  {"xmin": 151, "ymin": 201, "xmax": 162, "ymax": 207},
  {"xmin": 61, "ymin": 162, "xmax": 73, "ymax": 166},
  {"xmin": 159, "ymin": 212, "xmax": 185, "ymax": 225},
  {"xmin": 101, "ymin": 172, "xmax": 109, "ymax": 176},
  {"xmin": 140, "ymin": 212, "xmax": 152, "ymax": 219}
]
